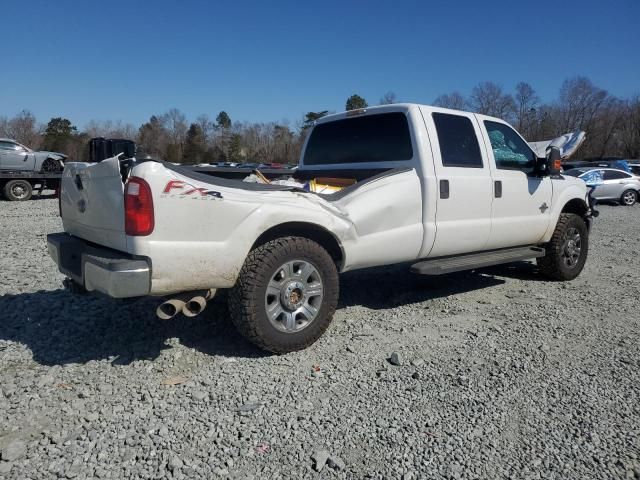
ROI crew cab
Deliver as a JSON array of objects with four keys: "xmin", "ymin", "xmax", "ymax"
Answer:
[{"xmin": 48, "ymin": 104, "xmax": 595, "ymax": 353}]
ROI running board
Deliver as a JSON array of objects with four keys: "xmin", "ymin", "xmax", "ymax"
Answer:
[{"xmin": 411, "ymin": 246, "xmax": 546, "ymax": 276}]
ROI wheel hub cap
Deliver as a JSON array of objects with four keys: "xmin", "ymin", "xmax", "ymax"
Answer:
[
  {"xmin": 265, "ymin": 260, "xmax": 324, "ymax": 333},
  {"xmin": 282, "ymin": 281, "xmax": 305, "ymax": 310}
]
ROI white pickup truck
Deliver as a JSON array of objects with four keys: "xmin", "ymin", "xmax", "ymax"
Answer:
[{"xmin": 48, "ymin": 104, "xmax": 595, "ymax": 353}]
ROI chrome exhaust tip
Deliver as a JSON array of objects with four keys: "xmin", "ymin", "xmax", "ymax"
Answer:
[
  {"xmin": 156, "ymin": 298, "xmax": 186, "ymax": 320},
  {"xmin": 156, "ymin": 289, "xmax": 216, "ymax": 320}
]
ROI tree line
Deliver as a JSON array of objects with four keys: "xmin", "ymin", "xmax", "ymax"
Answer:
[
  {"xmin": 434, "ymin": 77, "xmax": 640, "ymax": 159},
  {"xmin": 1, "ymin": 78, "xmax": 638, "ymax": 164}
]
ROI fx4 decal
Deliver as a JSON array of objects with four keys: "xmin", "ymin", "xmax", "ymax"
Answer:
[{"xmin": 161, "ymin": 180, "xmax": 223, "ymax": 199}]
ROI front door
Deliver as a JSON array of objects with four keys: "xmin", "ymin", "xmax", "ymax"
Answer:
[
  {"xmin": 479, "ymin": 118, "xmax": 552, "ymax": 249},
  {"xmin": 0, "ymin": 141, "xmax": 34, "ymax": 170},
  {"xmin": 422, "ymin": 108, "xmax": 493, "ymax": 257}
]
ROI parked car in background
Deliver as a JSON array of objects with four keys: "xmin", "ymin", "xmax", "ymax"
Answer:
[
  {"xmin": 0, "ymin": 138, "xmax": 66, "ymax": 173},
  {"xmin": 564, "ymin": 168, "xmax": 640, "ymax": 205},
  {"xmin": 628, "ymin": 162, "xmax": 640, "ymax": 176}
]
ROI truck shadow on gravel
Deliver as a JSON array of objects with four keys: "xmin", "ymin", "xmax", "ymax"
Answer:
[
  {"xmin": 0, "ymin": 262, "xmax": 539, "ymax": 366},
  {"xmin": 0, "ymin": 290, "xmax": 263, "ymax": 367},
  {"xmin": 337, "ymin": 261, "xmax": 547, "ymax": 309}
]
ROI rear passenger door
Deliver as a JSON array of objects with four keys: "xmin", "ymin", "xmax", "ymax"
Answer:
[
  {"xmin": 600, "ymin": 169, "xmax": 632, "ymax": 199},
  {"xmin": 479, "ymin": 118, "xmax": 552, "ymax": 249},
  {"xmin": 422, "ymin": 109, "xmax": 493, "ymax": 256}
]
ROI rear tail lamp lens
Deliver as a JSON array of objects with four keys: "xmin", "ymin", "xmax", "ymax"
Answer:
[{"xmin": 125, "ymin": 177, "xmax": 154, "ymax": 236}]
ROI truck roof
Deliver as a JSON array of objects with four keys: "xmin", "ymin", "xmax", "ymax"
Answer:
[{"xmin": 315, "ymin": 103, "xmax": 506, "ymax": 126}]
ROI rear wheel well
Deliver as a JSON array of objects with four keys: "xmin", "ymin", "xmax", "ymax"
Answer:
[{"xmin": 252, "ymin": 222, "xmax": 344, "ymax": 269}]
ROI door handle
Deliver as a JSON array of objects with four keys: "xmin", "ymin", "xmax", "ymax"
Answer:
[
  {"xmin": 439, "ymin": 179, "xmax": 449, "ymax": 199},
  {"xmin": 494, "ymin": 180, "xmax": 502, "ymax": 198}
]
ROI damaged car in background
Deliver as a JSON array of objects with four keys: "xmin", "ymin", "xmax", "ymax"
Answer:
[
  {"xmin": 47, "ymin": 104, "xmax": 596, "ymax": 354},
  {"xmin": 0, "ymin": 138, "xmax": 66, "ymax": 173}
]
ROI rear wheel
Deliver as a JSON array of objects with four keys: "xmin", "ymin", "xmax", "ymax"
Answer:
[
  {"xmin": 537, "ymin": 213, "xmax": 588, "ymax": 281},
  {"xmin": 620, "ymin": 189, "xmax": 637, "ymax": 206},
  {"xmin": 4, "ymin": 179, "xmax": 33, "ymax": 201},
  {"xmin": 229, "ymin": 237, "xmax": 339, "ymax": 353}
]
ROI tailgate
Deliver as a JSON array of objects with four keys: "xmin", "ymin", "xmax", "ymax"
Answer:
[{"xmin": 60, "ymin": 157, "xmax": 127, "ymax": 251}]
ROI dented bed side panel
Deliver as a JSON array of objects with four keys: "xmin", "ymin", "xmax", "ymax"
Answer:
[{"xmin": 128, "ymin": 162, "xmax": 424, "ymax": 294}]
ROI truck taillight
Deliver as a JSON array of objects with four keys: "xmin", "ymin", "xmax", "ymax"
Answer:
[{"xmin": 125, "ymin": 177, "xmax": 154, "ymax": 236}]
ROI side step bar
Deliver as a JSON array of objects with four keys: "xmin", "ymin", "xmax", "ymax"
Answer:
[{"xmin": 411, "ymin": 246, "xmax": 546, "ymax": 276}]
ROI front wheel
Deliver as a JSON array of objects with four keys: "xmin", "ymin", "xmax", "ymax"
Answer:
[
  {"xmin": 41, "ymin": 158, "xmax": 63, "ymax": 173},
  {"xmin": 620, "ymin": 189, "xmax": 637, "ymax": 206},
  {"xmin": 537, "ymin": 213, "xmax": 588, "ymax": 281},
  {"xmin": 229, "ymin": 237, "xmax": 339, "ymax": 353}
]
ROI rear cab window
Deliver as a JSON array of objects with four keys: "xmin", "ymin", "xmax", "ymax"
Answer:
[{"xmin": 303, "ymin": 112, "xmax": 413, "ymax": 166}]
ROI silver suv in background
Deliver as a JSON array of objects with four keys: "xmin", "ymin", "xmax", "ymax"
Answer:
[
  {"xmin": 0, "ymin": 138, "xmax": 66, "ymax": 173},
  {"xmin": 565, "ymin": 168, "xmax": 640, "ymax": 205}
]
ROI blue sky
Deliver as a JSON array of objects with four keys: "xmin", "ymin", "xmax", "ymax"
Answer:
[{"xmin": 2, "ymin": 0, "xmax": 638, "ymax": 129}]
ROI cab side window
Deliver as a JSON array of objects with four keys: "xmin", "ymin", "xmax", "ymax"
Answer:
[
  {"xmin": 484, "ymin": 121, "xmax": 536, "ymax": 171},
  {"xmin": 433, "ymin": 113, "xmax": 483, "ymax": 168}
]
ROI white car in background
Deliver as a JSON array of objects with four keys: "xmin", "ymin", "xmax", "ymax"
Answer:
[
  {"xmin": 564, "ymin": 168, "xmax": 640, "ymax": 205},
  {"xmin": 0, "ymin": 138, "xmax": 66, "ymax": 173}
]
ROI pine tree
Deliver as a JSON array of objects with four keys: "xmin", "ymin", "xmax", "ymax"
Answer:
[
  {"xmin": 345, "ymin": 94, "xmax": 368, "ymax": 111},
  {"xmin": 183, "ymin": 123, "xmax": 206, "ymax": 164}
]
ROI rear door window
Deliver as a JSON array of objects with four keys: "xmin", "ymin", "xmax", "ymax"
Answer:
[
  {"xmin": 603, "ymin": 170, "xmax": 631, "ymax": 180},
  {"xmin": 432, "ymin": 113, "xmax": 483, "ymax": 168},
  {"xmin": 303, "ymin": 112, "xmax": 413, "ymax": 165}
]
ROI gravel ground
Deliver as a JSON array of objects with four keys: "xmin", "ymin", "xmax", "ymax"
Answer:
[{"xmin": 1, "ymin": 196, "xmax": 639, "ymax": 479}]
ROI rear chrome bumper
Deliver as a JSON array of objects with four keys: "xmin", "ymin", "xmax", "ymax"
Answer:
[{"xmin": 47, "ymin": 233, "xmax": 151, "ymax": 298}]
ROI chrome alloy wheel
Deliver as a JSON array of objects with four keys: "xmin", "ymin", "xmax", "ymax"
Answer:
[
  {"xmin": 264, "ymin": 260, "xmax": 324, "ymax": 333},
  {"xmin": 622, "ymin": 190, "xmax": 637, "ymax": 205},
  {"xmin": 561, "ymin": 227, "xmax": 582, "ymax": 268}
]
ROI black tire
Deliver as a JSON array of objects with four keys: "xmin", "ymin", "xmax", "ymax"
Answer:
[
  {"xmin": 41, "ymin": 158, "xmax": 63, "ymax": 173},
  {"xmin": 537, "ymin": 213, "xmax": 588, "ymax": 281},
  {"xmin": 229, "ymin": 236, "xmax": 339, "ymax": 353},
  {"xmin": 620, "ymin": 189, "xmax": 637, "ymax": 206},
  {"xmin": 4, "ymin": 179, "xmax": 33, "ymax": 201}
]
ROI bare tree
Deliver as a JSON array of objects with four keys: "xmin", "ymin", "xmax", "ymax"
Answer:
[
  {"xmin": 557, "ymin": 76, "xmax": 609, "ymax": 134},
  {"xmin": 0, "ymin": 110, "xmax": 42, "ymax": 147},
  {"xmin": 618, "ymin": 96, "xmax": 640, "ymax": 158},
  {"xmin": 161, "ymin": 108, "xmax": 188, "ymax": 161},
  {"xmin": 469, "ymin": 82, "xmax": 516, "ymax": 120},
  {"xmin": 433, "ymin": 92, "xmax": 467, "ymax": 110},
  {"xmin": 84, "ymin": 119, "xmax": 136, "ymax": 140},
  {"xmin": 514, "ymin": 82, "xmax": 539, "ymax": 138},
  {"xmin": 196, "ymin": 114, "xmax": 215, "ymax": 146},
  {"xmin": 379, "ymin": 91, "xmax": 398, "ymax": 105}
]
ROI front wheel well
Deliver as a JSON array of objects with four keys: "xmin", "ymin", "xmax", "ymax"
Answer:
[
  {"xmin": 251, "ymin": 222, "xmax": 344, "ymax": 269},
  {"xmin": 561, "ymin": 198, "xmax": 589, "ymax": 217}
]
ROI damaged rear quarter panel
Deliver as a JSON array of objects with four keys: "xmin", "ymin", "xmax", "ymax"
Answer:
[{"xmin": 129, "ymin": 163, "xmax": 423, "ymax": 295}]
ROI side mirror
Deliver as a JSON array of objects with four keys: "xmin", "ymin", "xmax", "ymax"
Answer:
[{"xmin": 546, "ymin": 146, "xmax": 562, "ymax": 176}]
